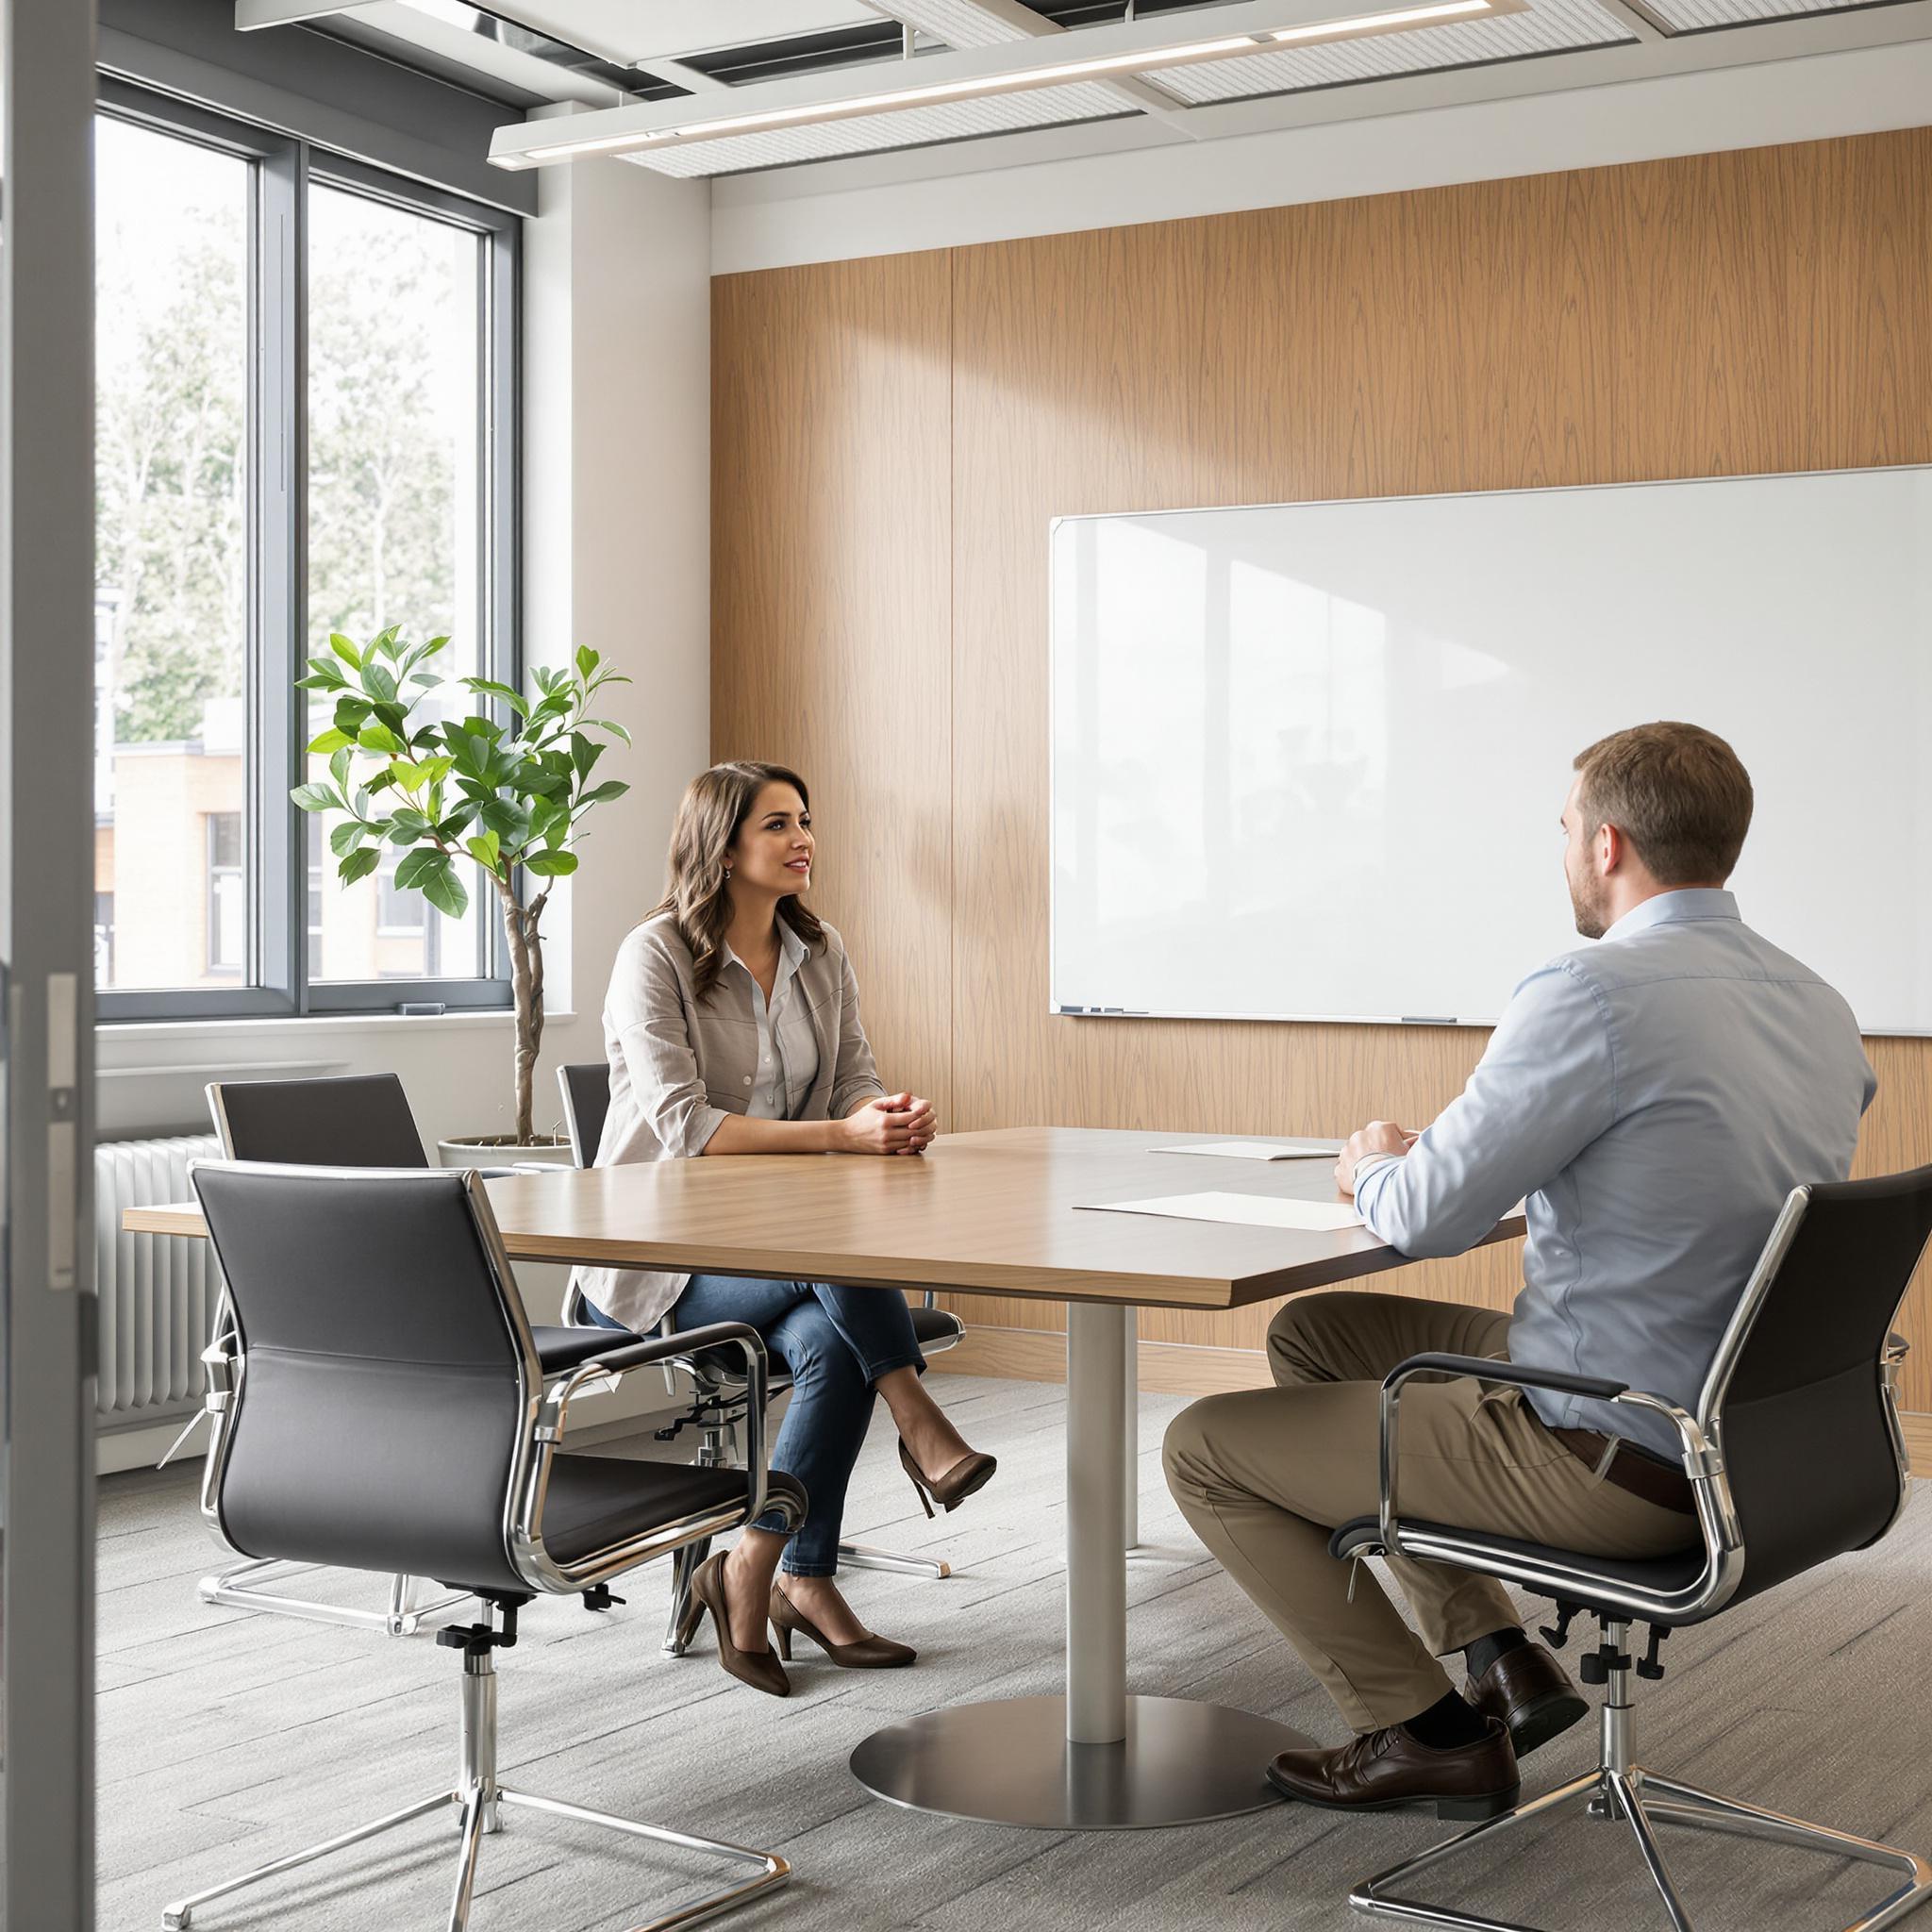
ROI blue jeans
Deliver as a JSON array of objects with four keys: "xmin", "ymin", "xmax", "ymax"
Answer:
[{"xmin": 584, "ymin": 1275, "xmax": 924, "ymax": 1575}]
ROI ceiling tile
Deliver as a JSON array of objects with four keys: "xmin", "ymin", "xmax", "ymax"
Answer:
[
  {"xmin": 1639, "ymin": 0, "xmax": 1889, "ymax": 26},
  {"xmin": 1146, "ymin": 0, "xmax": 1635, "ymax": 99},
  {"xmin": 497, "ymin": 1, "xmax": 882, "ymax": 66}
]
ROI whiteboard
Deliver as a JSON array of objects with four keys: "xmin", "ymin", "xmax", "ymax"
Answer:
[{"xmin": 1050, "ymin": 466, "xmax": 1932, "ymax": 1034}]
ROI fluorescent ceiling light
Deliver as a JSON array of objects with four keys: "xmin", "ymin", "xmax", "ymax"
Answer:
[{"xmin": 491, "ymin": 0, "xmax": 1504, "ymax": 168}]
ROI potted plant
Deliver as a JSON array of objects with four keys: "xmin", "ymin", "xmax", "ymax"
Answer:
[{"xmin": 294, "ymin": 627, "xmax": 630, "ymax": 1158}]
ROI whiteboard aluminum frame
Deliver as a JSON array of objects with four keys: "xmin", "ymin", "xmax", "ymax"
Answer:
[{"xmin": 1047, "ymin": 459, "xmax": 1932, "ymax": 1035}]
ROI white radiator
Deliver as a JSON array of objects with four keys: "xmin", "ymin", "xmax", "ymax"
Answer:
[{"xmin": 93, "ymin": 1135, "xmax": 222, "ymax": 1423}]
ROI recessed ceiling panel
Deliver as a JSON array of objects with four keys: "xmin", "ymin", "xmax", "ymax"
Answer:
[
  {"xmin": 624, "ymin": 79, "xmax": 1129, "ymax": 176},
  {"xmin": 1639, "ymin": 0, "xmax": 1898, "ymax": 27},
  {"xmin": 1147, "ymin": 0, "xmax": 1633, "ymax": 98},
  {"xmin": 499, "ymin": 0, "xmax": 881, "ymax": 65},
  {"xmin": 887, "ymin": 0, "xmax": 1049, "ymax": 46}
]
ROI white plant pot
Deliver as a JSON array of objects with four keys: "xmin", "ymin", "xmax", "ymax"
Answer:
[{"xmin": 437, "ymin": 1134, "xmax": 575, "ymax": 1170}]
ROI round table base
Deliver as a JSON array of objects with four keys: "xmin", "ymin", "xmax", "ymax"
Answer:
[{"xmin": 849, "ymin": 1694, "xmax": 1310, "ymax": 1830}]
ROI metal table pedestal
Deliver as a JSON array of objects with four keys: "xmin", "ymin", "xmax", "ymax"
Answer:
[{"xmin": 850, "ymin": 1302, "xmax": 1309, "ymax": 1828}]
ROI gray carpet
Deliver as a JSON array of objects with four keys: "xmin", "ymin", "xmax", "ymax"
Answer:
[{"xmin": 98, "ymin": 1376, "xmax": 1932, "ymax": 1932}]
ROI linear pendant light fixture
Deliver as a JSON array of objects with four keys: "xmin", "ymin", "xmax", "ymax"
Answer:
[{"xmin": 488, "ymin": 0, "xmax": 1524, "ymax": 169}]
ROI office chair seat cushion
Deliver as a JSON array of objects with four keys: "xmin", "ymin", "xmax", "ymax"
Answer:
[
  {"xmin": 534, "ymin": 1324, "xmax": 642, "ymax": 1373},
  {"xmin": 681, "ymin": 1301, "xmax": 965, "ymax": 1389},
  {"xmin": 1328, "ymin": 1515, "xmax": 1709, "ymax": 1617},
  {"xmin": 912, "ymin": 1305, "xmax": 965, "ymax": 1349},
  {"xmin": 536, "ymin": 1457, "xmax": 807, "ymax": 1568}
]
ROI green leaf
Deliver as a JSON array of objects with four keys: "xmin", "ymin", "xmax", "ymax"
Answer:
[
  {"xmin": 339, "ymin": 846, "xmax": 381, "ymax": 886},
  {"xmin": 330, "ymin": 819, "xmax": 368, "ymax": 858},
  {"xmin": 425, "ymin": 869, "xmax": 468, "ymax": 921},
  {"xmin": 291, "ymin": 782, "xmax": 341, "ymax": 814},
  {"xmin": 569, "ymin": 731, "xmax": 603, "ymax": 779},
  {"xmin": 329, "ymin": 632, "xmax": 362, "ymax": 671},
  {"xmin": 360, "ymin": 661, "xmax": 399, "ymax": 705},
  {"xmin": 575, "ymin": 644, "xmax": 599, "ymax": 680},
  {"xmin": 307, "ymin": 726, "xmax": 353, "ymax": 756},
  {"xmin": 329, "ymin": 745, "xmax": 354, "ymax": 792},
  {"xmin": 358, "ymin": 722, "xmax": 403, "ymax": 756},
  {"xmin": 465, "ymin": 830, "xmax": 502, "ymax": 871},
  {"xmin": 477, "ymin": 797, "xmax": 529, "ymax": 841},
  {"xmin": 333, "ymin": 695, "xmax": 372, "ymax": 730},
  {"xmin": 306, "ymin": 655, "xmax": 348, "ymax": 685},
  {"xmin": 392, "ymin": 849, "xmax": 469, "ymax": 920},
  {"xmin": 461, "ymin": 676, "xmax": 529, "ymax": 720},
  {"xmin": 525, "ymin": 849, "xmax": 578, "ymax": 877},
  {"xmin": 389, "ymin": 758, "xmax": 432, "ymax": 794},
  {"xmin": 388, "ymin": 808, "xmax": 431, "ymax": 842},
  {"xmin": 591, "ymin": 718, "xmax": 632, "ymax": 747},
  {"xmin": 393, "ymin": 847, "xmax": 444, "ymax": 891},
  {"xmin": 576, "ymin": 779, "xmax": 629, "ymax": 807}
]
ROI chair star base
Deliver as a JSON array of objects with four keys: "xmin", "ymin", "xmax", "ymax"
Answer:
[
  {"xmin": 159, "ymin": 1641, "xmax": 789, "ymax": 1932},
  {"xmin": 1351, "ymin": 1624, "xmax": 1932, "ymax": 1932},
  {"xmin": 198, "ymin": 1556, "xmax": 475, "ymax": 1638}
]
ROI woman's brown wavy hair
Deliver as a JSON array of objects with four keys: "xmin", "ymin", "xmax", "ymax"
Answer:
[{"xmin": 651, "ymin": 760, "xmax": 824, "ymax": 1002}]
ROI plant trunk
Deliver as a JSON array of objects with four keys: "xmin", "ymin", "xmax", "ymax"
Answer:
[{"xmin": 498, "ymin": 883, "xmax": 545, "ymax": 1144}]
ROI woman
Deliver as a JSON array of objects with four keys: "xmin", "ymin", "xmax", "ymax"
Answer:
[{"xmin": 577, "ymin": 760, "xmax": 996, "ymax": 1696}]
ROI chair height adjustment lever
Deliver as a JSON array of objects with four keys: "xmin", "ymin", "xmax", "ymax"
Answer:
[
  {"xmin": 436, "ymin": 1603, "xmax": 521, "ymax": 1657},
  {"xmin": 1637, "ymin": 1624, "xmax": 1671, "ymax": 1680},
  {"xmin": 1578, "ymin": 1639, "xmax": 1632, "ymax": 1686},
  {"xmin": 1539, "ymin": 1601, "xmax": 1583, "ymax": 1650},
  {"xmin": 580, "ymin": 1584, "xmax": 626, "ymax": 1612}
]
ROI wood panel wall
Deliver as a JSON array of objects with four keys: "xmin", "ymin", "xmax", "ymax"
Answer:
[{"xmin": 712, "ymin": 129, "xmax": 1932, "ymax": 1412}]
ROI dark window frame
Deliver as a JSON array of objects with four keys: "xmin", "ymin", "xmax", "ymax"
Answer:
[{"xmin": 94, "ymin": 77, "xmax": 519, "ymax": 1023}]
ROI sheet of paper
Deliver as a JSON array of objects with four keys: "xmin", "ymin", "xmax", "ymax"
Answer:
[
  {"xmin": 1150, "ymin": 1139, "xmax": 1341, "ymax": 1161},
  {"xmin": 1076, "ymin": 1191, "xmax": 1364, "ymax": 1232}
]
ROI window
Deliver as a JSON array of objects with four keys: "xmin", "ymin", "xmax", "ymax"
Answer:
[
  {"xmin": 205, "ymin": 812, "xmax": 244, "ymax": 974},
  {"xmin": 92, "ymin": 84, "xmax": 518, "ymax": 1020}
]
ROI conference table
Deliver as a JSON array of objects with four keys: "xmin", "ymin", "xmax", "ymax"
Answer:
[{"xmin": 126, "ymin": 1124, "xmax": 1524, "ymax": 1831}]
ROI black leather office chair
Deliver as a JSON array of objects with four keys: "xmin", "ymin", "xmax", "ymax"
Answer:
[
  {"xmin": 203, "ymin": 1074, "xmax": 640, "ymax": 1636},
  {"xmin": 1331, "ymin": 1167, "xmax": 1932, "ymax": 1932},
  {"xmin": 558, "ymin": 1061, "xmax": 970, "ymax": 1653},
  {"xmin": 165, "ymin": 1160, "xmax": 803, "ymax": 1932}
]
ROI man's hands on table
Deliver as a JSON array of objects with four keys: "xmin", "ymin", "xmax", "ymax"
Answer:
[{"xmin": 1335, "ymin": 1121, "xmax": 1419, "ymax": 1196}]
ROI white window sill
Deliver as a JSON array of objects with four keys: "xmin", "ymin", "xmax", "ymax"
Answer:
[{"xmin": 101, "ymin": 1008, "xmax": 576, "ymax": 1046}]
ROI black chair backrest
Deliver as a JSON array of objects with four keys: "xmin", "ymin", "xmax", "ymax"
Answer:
[
  {"xmin": 192, "ymin": 1162, "xmax": 534, "ymax": 1596},
  {"xmin": 558, "ymin": 1063, "xmax": 610, "ymax": 1169},
  {"xmin": 209, "ymin": 1074, "xmax": 428, "ymax": 1169},
  {"xmin": 1704, "ymin": 1165, "xmax": 1932, "ymax": 1608}
]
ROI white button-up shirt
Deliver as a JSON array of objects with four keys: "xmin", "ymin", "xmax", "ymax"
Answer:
[{"xmin": 724, "ymin": 922, "xmax": 821, "ymax": 1121}]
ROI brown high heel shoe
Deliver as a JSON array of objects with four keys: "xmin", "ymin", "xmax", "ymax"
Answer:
[
  {"xmin": 769, "ymin": 1581, "xmax": 916, "ymax": 1669},
  {"xmin": 675, "ymin": 1553, "xmax": 790, "ymax": 1697},
  {"xmin": 899, "ymin": 1440, "xmax": 997, "ymax": 1518}
]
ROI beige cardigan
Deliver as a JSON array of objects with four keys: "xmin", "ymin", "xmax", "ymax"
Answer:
[{"xmin": 575, "ymin": 911, "xmax": 885, "ymax": 1332}]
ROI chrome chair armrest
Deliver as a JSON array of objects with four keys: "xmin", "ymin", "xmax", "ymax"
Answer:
[
  {"xmin": 534, "ymin": 1321, "xmax": 773, "ymax": 1523},
  {"xmin": 1375, "ymin": 1354, "xmax": 1721, "ymax": 1558}
]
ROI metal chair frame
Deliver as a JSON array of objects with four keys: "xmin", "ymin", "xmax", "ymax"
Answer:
[
  {"xmin": 165, "ymin": 1164, "xmax": 797, "ymax": 1932},
  {"xmin": 1344, "ymin": 1185, "xmax": 1932, "ymax": 1932},
  {"xmin": 196, "ymin": 1076, "xmax": 592, "ymax": 1639},
  {"xmin": 556, "ymin": 1062, "xmax": 966, "ymax": 1654}
]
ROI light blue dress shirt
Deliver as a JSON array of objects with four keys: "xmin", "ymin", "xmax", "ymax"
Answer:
[{"xmin": 1352, "ymin": 890, "xmax": 1876, "ymax": 1458}]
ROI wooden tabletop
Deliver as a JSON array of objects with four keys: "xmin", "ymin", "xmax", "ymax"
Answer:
[{"xmin": 123, "ymin": 1126, "xmax": 1524, "ymax": 1313}]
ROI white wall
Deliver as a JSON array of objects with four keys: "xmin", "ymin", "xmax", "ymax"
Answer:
[{"xmin": 711, "ymin": 38, "xmax": 1932, "ymax": 273}]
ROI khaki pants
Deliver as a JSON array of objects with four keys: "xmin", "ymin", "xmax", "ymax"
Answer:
[{"xmin": 1161, "ymin": 1292, "xmax": 1696, "ymax": 1734}]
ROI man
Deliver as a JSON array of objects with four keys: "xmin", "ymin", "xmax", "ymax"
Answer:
[{"xmin": 1163, "ymin": 721, "xmax": 1874, "ymax": 1818}]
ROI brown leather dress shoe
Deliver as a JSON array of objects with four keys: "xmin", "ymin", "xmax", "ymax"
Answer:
[
  {"xmin": 1265, "ymin": 1719, "xmax": 1518, "ymax": 1821},
  {"xmin": 1465, "ymin": 1642, "xmax": 1588, "ymax": 1758}
]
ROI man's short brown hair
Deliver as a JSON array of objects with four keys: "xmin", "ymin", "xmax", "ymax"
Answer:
[{"xmin": 1572, "ymin": 722, "xmax": 1754, "ymax": 885}]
